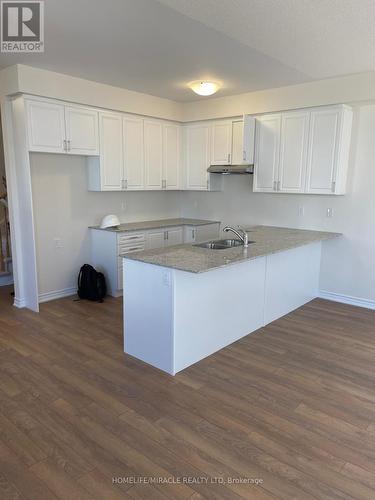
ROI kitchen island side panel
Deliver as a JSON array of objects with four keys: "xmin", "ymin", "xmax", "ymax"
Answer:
[
  {"xmin": 123, "ymin": 259, "xmax": 174, "ymax": 374},
  {"xmin": 264, "ymin": 242, "xmax": 322, "ymax": 325},
  {"xmin": 173, "ymin": 257, "xmax": 266, "ymax": 374}
]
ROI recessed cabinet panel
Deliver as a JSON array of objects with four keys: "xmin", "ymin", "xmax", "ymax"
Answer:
[
  {"xmin": 99, "ymin": 112, "xmax": 123, "ymax": 191},
  {"xmin": 163, "ymin": 124, "xmax": 180, "ymax": 190},
  {"xmin": 146, "ymin": 230, "xmax": 165, "ymax": 250},
  {"xmin": 144, "ymin": 120, "xmax": 163, "ymax": 190},
  {"xmin": 123, "ymin": 116, "xmax": 144, "ymax": 190},
  {"xmin": 65, "ymin": 106, "xmax": 99, "ymax": 155},
  {"xmin": 253, "ymin": 114, "xmax": 281, "ymax": 192},
  {"xmin": 185, "ymin": 124, "xmax": 210, "ymax": 190},
  {"xmin": 26, "ymin": 100, "xmax": 66, "ymax": 153},
  {"xmin": 306, "ymin": 109, "xmax": 339, "ymax": 194},
  {"xmin": 211, "ymin": 121, "xmax": 232, "ymax": 165},
  {"xmin": 278, "ymin": 111, "xmax": 309, "ymax": 193},
  {"xmin": 165, "ymin": 227, "xmax": 183, "ymax": 246}
]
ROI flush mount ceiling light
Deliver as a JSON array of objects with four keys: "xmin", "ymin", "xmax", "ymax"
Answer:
[{"xmin": 189, "ymin": 81, "xmax": 220, "ymax": 96}]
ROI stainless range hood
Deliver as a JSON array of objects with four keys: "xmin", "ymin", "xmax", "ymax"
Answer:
[{"xmin": 207, "ymin": 164, "xmax": 254, "ymax": 175}]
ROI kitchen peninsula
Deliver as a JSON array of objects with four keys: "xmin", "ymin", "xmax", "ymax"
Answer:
[{"xmin": 123, "ymin": 226, "xmax": 340, "ymax": 375}]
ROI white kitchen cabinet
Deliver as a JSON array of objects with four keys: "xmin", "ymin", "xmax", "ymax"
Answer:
[
  {"xmin": 123, "ymin": 116, "xmax": 144, "ymax": 190},
  {"xmin": 184, "ymin": 123, "xmax": 211, "ymax": 190},
  {"xmin": 91, "ymin": 222, "xmax": 220, "ymax": 296},
  {"xmin": 146, "ymin": 230, "xmax": 165, "ymax": 250},
  {"xmin": 211, "ymin": 121, "xmax": 232, "ymax": 165},
  {"xmin": 65, "ymin": 106, "xmax": 99, "ymax": 155},
  {"xmin": 163, "ymin": 123, "xmax": 181, "ymax": 190},
  {"xmin": 26, "ymin": 99, "xmax": 66, "ymax": 153},
  {"xmin": 165, "ymin": 227, "xmax": 183, "ymax": 246},
  {"xmin": 99, "ymin": 112, "xmax": 124, "ymax": 191},
  {"xmin": 254, "ymin": 105, "xmax": 352, "ymax": 195},
  {"xmin": 144, "ymin": 119, "xmax": 163, "ymax": 190},
  {"xmin": 26, "ymin": 97, "xmax": 99, "ymax": 156},
  {"xmin": 253, "ymin": 114, "xmax": 281, "ymax": 192},
  {"xmin": 87, "ymin": 112, "xmax": 124, "ymax": 191},
  {"xmin": 306, "ymin": 106, "xmax": 353, "ymax": 195},
  {"xmin": 231, "ymin": 115, "xmax": 256, "ymax": 165},
  {"xmin": 278, "ymin": 110, "xmax": 310, "ymax": 193}
]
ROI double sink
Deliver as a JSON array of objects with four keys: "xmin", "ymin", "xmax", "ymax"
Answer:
[{"xmin": 195, "ymin": 239, "xmax": 254, "ymax": 250}]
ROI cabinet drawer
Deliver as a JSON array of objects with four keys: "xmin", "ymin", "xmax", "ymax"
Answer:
[{"xmin": 118, "ymin": 233, "xmax": 145, "ymax": 245}]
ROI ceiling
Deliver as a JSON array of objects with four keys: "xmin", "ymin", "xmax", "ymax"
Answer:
[{"xmin": 1, "ymin": 0, "xmax": 375, "ymax": 102}]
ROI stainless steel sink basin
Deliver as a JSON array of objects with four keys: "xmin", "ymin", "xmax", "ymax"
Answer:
[{"xmin": 194, "ymin": 239, "xmax": 254, "ymax": 250}]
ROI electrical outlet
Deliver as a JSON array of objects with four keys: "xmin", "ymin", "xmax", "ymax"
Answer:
[
  {"xmin": 298, "ymin": 206, "xmax": 305, "ymax": 217},
  {"xmin": 54, "ymin": 238, "xmax": 63, "ymax": 249},
  {"xmin": 326, "ymin": 208, "xmax": 333, "ymax": 218}
]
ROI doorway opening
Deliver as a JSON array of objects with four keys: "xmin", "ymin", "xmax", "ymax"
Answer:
[{"xmin": 0, "ymin": 114, "xmax": 13, "ymax": 288}]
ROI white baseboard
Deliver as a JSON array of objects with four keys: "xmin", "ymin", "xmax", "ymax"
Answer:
[
  {"xmin": 38, "ymin": 287, "xmax": 77, "ymax": 303},
  {"xmin": 14, "ymin": 297, "xmax": 26, "ymax": 308},
  {"xmin": 319, "ymin": 290, "xmax": 375, "ymax": 310}
]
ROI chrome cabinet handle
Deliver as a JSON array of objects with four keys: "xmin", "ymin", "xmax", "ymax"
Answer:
[
  {"xmin": 243, "ymin": 150, "xmax": 246, "ymax": 161},
  {"xmin": 227, "ymin": 153, "xmax": 231, "ymax": 164},
  {"xmin": 331, "ymin": 181, "xmax": 336, "ymax": 193},
  {"xmin": 273, "ymin": 181, "xmax": 277, "ymax": 191},
  {"xmin": 63, "ymin": 139, "xmax": 67, "ymax": 151},
  {"xmin": 277, "ymin": 180, "xmax": 281, "ymax": 191},
  {"xmin": 67, "ymin": 140, "xmax": 71, "ymax": 151}
]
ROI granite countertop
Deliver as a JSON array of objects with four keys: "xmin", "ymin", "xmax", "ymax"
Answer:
[
  {"xmin": 122, "ymin": 225, "xmax": 341, "ymax": 273},
  {"xmin": 89, "ymin": 218, "xmax": 220, "ymax": 233}
]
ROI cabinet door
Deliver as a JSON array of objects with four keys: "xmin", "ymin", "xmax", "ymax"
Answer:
[
  {"xmin": 183, "ymin": 226, "xmax": 196, "ymax": 243},
  {"xmin": 26, "ymin": 99, "xmax": 66, "ymax": 153},
  {"xmin": 123, "ymin": 116, "xmax": 144, "ymax": 190},
  {"xmin": 65, "ymin": 106, "xmax": 99, "ymax": 155},
  {"xmin": 253, "ymin": 114, "xmax": 281, "ymax": 192},
  {"xmin": 185, "ymin": 124, "xmax": 210, "ymax": 190},
  {"xmin": 211, "ymin": 121, "xmax": 232, "ymax": 165},
  {"xmin": 165, "ymin": 227, "xmax": 183, "ymax": 247},
  {"xmin": 305, "ymin": 108, "xmax": 341, "ymax": 194},
  {"xmin": 145, "ymin": 230, "xmax": 165, "ymax": 250},
  {"xmin": 163, "ymin": 124, "xmax": 181, "ymax": 190},
  {"xmin": 231, "ymin": 120, "xmax": 245, "ymax": 165},
  {"xmin": 98, "ymin": 112, "xmax": 124, "ymax": 191},
  {"xmin": 278, "ymin": 111, "xmax": 310, "ymax": 193},
  {"xmin": 144, "ymin": 120, "xmax": 163, "ymax": 190}
]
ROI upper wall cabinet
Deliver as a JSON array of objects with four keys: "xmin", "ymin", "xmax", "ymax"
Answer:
[
  {"xmin": 253, "ymin": 105, "xmax": 353, "ymax": 195},
  {"xmin": 144, "ymin": 119, "xmax": 163, "ymax": 190},
  {"xmin": 163, "ymin": 123, "xmax": 181, "ymax": 190},
  {"xmin": 211, "ymin": 121, "xmax": 232, "ymax": 165},
  {"xmin": 184, "ymin": 123, "xmax": 211, "ymax": 190},
  {"xmin": 88, "ymin": 111, "xmax": 124, "ymax": 191},
  {"xmin": 306, "ymin": 106, "xmax": 352, "ymax": 195},
  {"xmin": 26, "ymin": 99, "xmax": 66, "ymax": 154},
  {"xmin": 64, "ymin": 106, "xmax": 99, "ymax": 155},
  {"xmin": 123, "ymin": 116, "xmax": 144, "ymax": 190},
  {"xmin": 253, "ymin": 114, "xmax": 281, "ymax": 192},
  {"xmin": 231, "ymin": 116, "xmax": 256, "ymax": 165},
  {"xmin": 26, "ymin": 97, "xmax": 100, "ymax": 156},
  {"xmin": 278, "ymin": 110, "xmax": 310, "ymax": 193}
]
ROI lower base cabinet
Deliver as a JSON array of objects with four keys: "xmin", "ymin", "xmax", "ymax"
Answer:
[{"xmin": 91, "ymin": 222, "xmax": 220, "ymax": 296}]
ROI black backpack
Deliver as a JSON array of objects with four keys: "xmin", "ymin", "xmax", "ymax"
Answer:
[{"xmin": 77, "ymin": 264, "xmax": 107, "ymax": 302}]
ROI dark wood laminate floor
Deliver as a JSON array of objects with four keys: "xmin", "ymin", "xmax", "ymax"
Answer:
[{"xmin": 1, "ymin": 285, "xmax": 375, "ymax": 499}]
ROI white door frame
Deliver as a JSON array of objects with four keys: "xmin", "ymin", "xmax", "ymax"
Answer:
[{"xmin": 1, "ymin": 96, "xmax": 39, "ymax": 311}]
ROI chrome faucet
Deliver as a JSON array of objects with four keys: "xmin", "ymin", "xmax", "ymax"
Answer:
[{"xmin": 223, "ymin": 226, "xmax": 249, "ymax": 248}]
